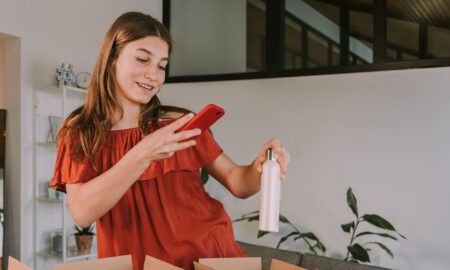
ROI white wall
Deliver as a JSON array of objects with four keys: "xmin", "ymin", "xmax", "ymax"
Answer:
[
  {"xmin": 160, "ymin": 67, "xmax": 450, "ymax": 270},
  {"xmin": 170, "ymin": 0, "xmax": 247, "ymax": 76},
  {"xmin": 0, "ymin": 0, "xmax": 163, "ymax": 267}
]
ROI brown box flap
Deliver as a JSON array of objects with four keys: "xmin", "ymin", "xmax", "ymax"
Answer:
[
  {"xmin": 143, "ymin": 256, "xmax": 183, "ymax": 270},
  {"xmin": 199, "ymin": 257, "xmax": 262, "ymax": 270},
  {"xmin": 193, "ymin": 261, "xmax": 216, "ymax": 270},
  {"xmin": 52, "ymin": 255, "xmax": 133, "ymax": 270},
  {"xmin": 8, "ymin": 257, "xmax": 33, "ymax": 270},
  {"xmin": 270, "ymin": 259, "xmax": 307, "ymax": 270}
]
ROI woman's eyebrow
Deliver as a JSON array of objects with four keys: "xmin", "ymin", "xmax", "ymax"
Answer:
[{"xmin": 136, "ymin": 48, "xmax": 169, "ymax": 61}]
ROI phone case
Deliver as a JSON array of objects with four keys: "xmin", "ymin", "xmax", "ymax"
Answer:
[{"xmin": 178, "ymin": 104, "xmax": 224, "ymax": 132}]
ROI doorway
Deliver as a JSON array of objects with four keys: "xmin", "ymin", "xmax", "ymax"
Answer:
[{"xmin": 0, "ymin": 32, "xmax": 21, "ymax": 270}]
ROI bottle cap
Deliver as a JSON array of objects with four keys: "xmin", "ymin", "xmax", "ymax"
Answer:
[{"xmin": 267, "ymin": 148, "xmax": 275, "ymax": 160}]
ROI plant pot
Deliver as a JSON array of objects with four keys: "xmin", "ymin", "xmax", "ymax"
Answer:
[{"xmin": 75, "ymin": 234, "xmax": 93, "ymax": 253}]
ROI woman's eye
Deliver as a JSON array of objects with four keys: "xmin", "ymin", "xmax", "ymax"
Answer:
[
  {"xmin": 159, "ymin": 66, "xmax": 167, "ymax": 71},
  {"xmin": 136, "ymin": 57, "xmax": 148, "ymax": 63}
]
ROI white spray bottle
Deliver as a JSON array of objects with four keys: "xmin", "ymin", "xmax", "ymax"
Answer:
[{"xmin": 259, "ymin": 148, "xmax": 281, "ymax": 232}]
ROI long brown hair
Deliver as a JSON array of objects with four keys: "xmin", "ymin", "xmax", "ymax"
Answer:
[{"xmin": 58, "ymin": 12, "xmax": 186, "ymax": 165}]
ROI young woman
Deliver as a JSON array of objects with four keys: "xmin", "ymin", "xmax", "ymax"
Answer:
[{"xmin": 51, "ymin": 12, "xmax": 290, "ymax": 270}]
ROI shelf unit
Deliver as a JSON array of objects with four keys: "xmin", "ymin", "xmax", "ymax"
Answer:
[{"xmin": 32, "ymin": 85, "xmax": 97, "ymax": 270}]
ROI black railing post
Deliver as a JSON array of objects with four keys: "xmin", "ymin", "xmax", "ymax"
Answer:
[
  {"xmin": 340, "ymin": 7, "xmax": 350, "ymax": 65},
  {"xmin": 266, "ymin": 0, "xmax": 285, "ymax": 76},
  {"xmin": 419, "ymin": 24, "xmax": 428, "ymax": 59},
  {"xmin": 373, "ymin": 0, "xmax": 387, "ymax": 63}
]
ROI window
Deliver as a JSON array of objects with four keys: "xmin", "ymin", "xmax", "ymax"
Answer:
[{"xmin": 164, "ymin": 0, "xmax": 450, "ymax": 82}]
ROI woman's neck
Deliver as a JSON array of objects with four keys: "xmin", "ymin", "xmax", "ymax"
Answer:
[{"xmin": 111, "ymin": 104, "xmax": 141, "ymax": 130}]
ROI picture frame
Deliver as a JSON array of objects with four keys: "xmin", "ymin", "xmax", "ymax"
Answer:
[{"xmin": 48, "ymin": 115, "xmax": 63, "ymax": 142}]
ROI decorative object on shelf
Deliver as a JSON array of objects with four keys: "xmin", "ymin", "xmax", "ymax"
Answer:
[
  {"xmin": 75, "ymin": 72, "xmax": 91, "ymax": 89},
  {"xmin": 56, "ymin": 63, "xmax": 76, "ymax": 87},
  {"xmin": 73, "ymin": 224, "xmax": 95, "ymax": 253},
  {"xmin": 47, "ymin": 186, "xmax": 57, "ymax": 199},
  {"xmin": 50, "ymin": 229, "xmax": 64, "ymax": 254},
  {"xmin": 48, "ymin": 185, "xmax": 65, "ymax": 201},
  {"xmin": 48, "ymin": 115, "xmax": 63, "ymax": 143}
]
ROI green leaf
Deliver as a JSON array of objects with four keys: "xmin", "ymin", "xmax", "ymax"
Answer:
[
  {"xmin": 341, "ymin": 221, "xmax": 355, "ymax": 233},
  {"xmin": 232, "ymin": 211, "xmax": 260, "ymax": 222},
  {"xmin": 347, "ymin": 188, "xmax": 359, "ymax": 217},
  {"xmin": 279, "ymin": 214, "xmax": 290, "ymax": 223},
  {"xmin": 297, "ymin": 232, "xmax": 319, "ymax": 241},
  {"xmin": 355, "ymin": 231, "xmax": 398, "ymax": 240},
  {"xmin": 276, "ymin": 232, "xmax": 299, "ymax": 248},
  {"xmin": 347, "ymin": 244, "xmax": 370, "ymax": 263},
  {"xmin": 232, "ymin": 214, "xmax": 259, "ymax": 223},
  {"xmin": 200, "ymin": 168, "xmax": 209, "ymax": 184},
  {"xmin": 366, "ymin": 242, "xmax": 394, "ymax": 258},
  {"xmin": 316, "ymin": 241, "xmax": 327, "ymax": 253},
  {"xmin": 242, "ymin": 210, "xmax": 259, "ymax": 217},
  {"xmin": 257, "ymin": 230, "xmax": 270, "ymax": 238},
  {"xmin": 362, "ymin": 214, "xmax": 395, "ymax": 231}
]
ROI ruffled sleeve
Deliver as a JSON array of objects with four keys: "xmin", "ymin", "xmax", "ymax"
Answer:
[
  {"xmin": 50, "ymin": 131, "xmax": 99, "ymax": 192},
  {"xmin": 140, "ymin": 126, "xmax": 224, "ymax": 180}
]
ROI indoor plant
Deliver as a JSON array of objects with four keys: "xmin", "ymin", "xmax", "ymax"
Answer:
[
  {"xmin": 73, "ymin": 224, "xmax": 95, "ymax": 253},
  {"xmin": 233, "ymin": 211, "xmax": 326, "ymax": 255},
  {"xmin": 234, "ymin": 187, "xmax": 406, "ymax": 267},
  {"xmin": 341, "ymin": 188, "xmax": 406, "ymax": 263}
]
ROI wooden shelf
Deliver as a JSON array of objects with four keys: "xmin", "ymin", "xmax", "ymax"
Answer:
[
  {"xmin": 37, "ymin": 246, "xmax": 97, "ymax": 262},
  {"xmin": 36, "ymin": 196, "xmax": 64, "ymax": 204}
]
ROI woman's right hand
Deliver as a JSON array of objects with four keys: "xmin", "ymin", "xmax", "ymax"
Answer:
[{"xmin": 133, "ymin": 113, "xmax": 201, "ymax": 165}]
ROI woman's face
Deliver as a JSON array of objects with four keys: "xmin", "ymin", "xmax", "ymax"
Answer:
[{"xmin": 114, "ymin": 36, "xmax": 169, "ymax": 107}]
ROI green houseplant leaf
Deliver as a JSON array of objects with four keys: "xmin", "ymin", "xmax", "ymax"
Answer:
[
  {"xmin": 366, "ymin": 242, "xmax": 394, "ymax": 258},
  {"xmin": 347, "ymin": 188, "xmax": 358, "ymax": 217},
  {"xmin": 355, "ymin": 231, "xmax": 398, "ymax": 240},
  {"xmin": 276, "ymin": 231, "xmax": 299, "ymax": 248},
  {"xmin": 362, "ymin": 213, "xmax": 407, "ymax": 239},
  {"xmin": 348, "ymin": 243, "xmax": 370, "ymax": 263},
  {"xmin": 257, "ymin": 230, "xmax": 270, "ymax": 238},
  {"xmin": 279, "ymin": 214, "xmax": 290, "ymax": 223},
  {"xmin": 362, "ymin": 214, "xmax": 395, "ymax": 230},
  {"xmin": 341, "ymin": 221, "xmax": 355, "ymax": 233}
]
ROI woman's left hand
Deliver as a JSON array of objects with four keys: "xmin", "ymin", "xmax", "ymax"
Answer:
[{"xmin": 252, "ymin": 138, "xmax": 291, "ymax": 180}]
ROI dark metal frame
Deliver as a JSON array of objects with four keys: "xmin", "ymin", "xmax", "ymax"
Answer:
[{"xmin": 163, "ymin": 0, "xmax": 450, "ymax": 84}]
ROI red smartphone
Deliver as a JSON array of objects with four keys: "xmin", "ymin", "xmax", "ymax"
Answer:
[{"xmin": 177, "ymin": 104, "xmax": 224, "ymax": 132}]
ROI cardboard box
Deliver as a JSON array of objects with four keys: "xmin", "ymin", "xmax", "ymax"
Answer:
[
  {"xmin": 8, "ymin": 257, "xmax": 33, "ymax": 270},
  {"xmin": 8, "ymin": 255, "xmax": 133, "ymax": 270},
  {"xmin": 9, "ymin": 255, "xmax": 307, "ymax": 270},
  {"xmin": 144, "ymin": 256, "xmax": 307, "ymax": 270}
]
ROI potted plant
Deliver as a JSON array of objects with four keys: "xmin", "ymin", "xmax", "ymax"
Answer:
[
  {"xmin": 73, "ymin": 224, "xmax": 95, "ymax": 253},
  {"xmin": 234, "ymin": 187, "xmax": 406, "ymax": 269}
]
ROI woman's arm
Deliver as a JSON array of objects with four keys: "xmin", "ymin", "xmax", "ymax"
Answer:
[
  {"xmin": 205, "ymin": 138, "xmax": 290, "ymax": 199},
  {"xmin": 66, "ymin": 113, "xmax": 200, "ymax": 227}
]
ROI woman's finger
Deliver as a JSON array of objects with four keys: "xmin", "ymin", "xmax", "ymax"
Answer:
[
  {"xmin": 168, "ymin": 140, "xmax": 197, "ymax": 153},
  {"xmin": 254, "ymin": 155, "xmax": 266, "ymax": 173},
  {"xmin": 166, "ymin": 113, "xmax": 195, "ymax": 132},
  {"xmin": 169, "ymin": 128, "xmax": 201, "ymax": 143}
]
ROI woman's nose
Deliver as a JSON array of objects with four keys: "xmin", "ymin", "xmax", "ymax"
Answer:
[{"xmin": 144, "ymin": 64, "xmax": 158, "ymax": 80}]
